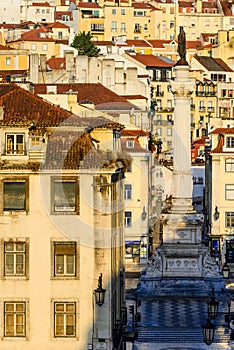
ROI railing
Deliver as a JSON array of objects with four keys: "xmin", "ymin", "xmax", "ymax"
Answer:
[
  {"xmin": 207, "ymin": 107, "xmax": 215, "ymax": 113},
  {"xmin": 190, "ymin": 104, "xmax": 195, "ymax": 110},
  {"xmin": 155, "ymin": 92, "xmax": 164, "ymax": 97},
  {"xmin": 199, "ymin": 107, "xmax": 206, "ymax": 112},
  {"xmin": 191, "ymin": 122, "xmax": 196, "ymax": 128}
]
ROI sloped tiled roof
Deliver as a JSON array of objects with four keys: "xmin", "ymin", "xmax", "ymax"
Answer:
[
  {"xmin": 132, "ymin": 2, "xmax": 155, "ymax": 10},
  {"xmin": 0, "ymin": 83, "xmax": 75, "ymax": 126},
  {"xmin": 0, "ymin": 84, "xmax": 123, "ymax": 170},
  {"xmin": 127, "ymin": 54, "xmax": 174, "ymax": 67},
  {"xmin": 9, "ymin": 26, "xmax": 54, "ymax": 43},
  {"xmin": 210, "ymin": 127, "xmax": 234, "ymax": 134},
  {"xmin": 121, "ymin": 129, "xmax": 149, "ymax": 137},
  {"xmin": 194, "ymin": 56, "xmax": 233, "ymax": 72},
  {"xmin": 33, "ymin": 83, "xmax": 138, "ymax": 110},
  {"xmin": 47, "ymin": 22, "xmax": 70, "ymax": 29},
  {"xmin": 0, "ymin": 44, "xmax": 14, "ymax": 51},
  {"xmin": 46, "ymin": 57, "xmax": 66, "ymax": 70},
  {"xmin": 32, "ymin": 2, "xmax": 52, "ymax": 6},
  {"xmin": 210, "ymin": 128, "xmax": 234, "ymax": 154},
  {"xmin": 121, "ymin": 137, "xmax": 150, "ymax": 153},
  {"xmin": 78, "ymin": 2, "xmax": 101, "ymax": 8}
]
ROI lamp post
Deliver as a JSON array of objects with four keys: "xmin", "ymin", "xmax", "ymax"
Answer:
[
  {"xmin": 207, "ymin": 288, "xmax": 219, "ymax": 320},
  {"xmin": 202, "ymin": 296, "xmax": 234, "ymax": 345},
  {"xmin": 222, "ymin": 262, "xmax": 230, "ymax": 279},
  {"xmin": 94, "ymin": 273, "xmax": 106, "ymax": 307}
]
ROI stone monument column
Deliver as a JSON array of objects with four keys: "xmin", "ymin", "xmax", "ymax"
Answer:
[
  {"xmin": 138, "ymin": 27, "xmax": 224, "ymax": 296},
  {"xmin": 170, "ymin": 64, "xmax": 194, "ymax": 213}
]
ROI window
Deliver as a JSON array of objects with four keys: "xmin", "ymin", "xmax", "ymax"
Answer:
[
  {"xmin": 53, "ymin": 242, "xmax": 77, "ymax": 277},
  {"xmin": 111, "ymin": 21, "xmax": 117, "ymax": 32},
  {"xmin": 6, "ymin": 57, "xmax": 11, "ymax": 66},
  {"xmin": 51, "ymin": 177, "xmax": 79, "ymax": 214},
  {"xmin": 126, "ymin": 140, "xmax": 134, "ymax": 148},
  {"xmin": 124, "ymin": 211, "xmax": 132, "ymax": 227},
  {"xmin": 167, "ymin": 128, "xmax": 172, "ymax": 136},
  {"xmin": 124, "ymin": 184, "xmax": 132, "ymax": 200},
  {"xmin": 226, "ymin": 212, "xmax": 234, "ymax": 228},
  {"xmin": 31, "ymin": 44, "xmax": 37, "ymax": 51},
  {"xmin": 226, "ymin": 137, "xmax": 234, "ymax": 148},
  {"xmin": 156, "ymin": 128, "xmax": 162, "ymax": 136},
  {"xmin": 4, "ymin": 242, "xmax": 26, "ymax": 276},
  {"xmin": 226, "ymin": 158, "xmax": 234, "ymax": 172},
  {"xmin": 226, "ymin": 184, "xmax": 234, "ymax": 200},
  {"xmin": 54, "ymin": 302, "xmax": 76, "ymax": 337},
  {"xmin": 112, "ymin": 9, "xmax": 116, "ymax": 14},
  {"xmin": 58, "ymin": 31, "xmax": 63, "ymax": 39},
  {"xmin": 121, "ymin": 9, "xmax": 125, "ymax": 15},
  {"xmin": 144, "ymin": 24, "xmax": 148, "ymax": 31},
  {"xmin": 4, "ymin": 302, "xmax": 26, "ymax": 337},
  {"xmin": 42, "ymin": 44, "xmax": 48, "ymax": 51},
  {"xmin": 3, "ymin": 179, "xmax": 28, "ymax": 212},
  {"xmin": 6, "ymin": 133, "xmax": 24, "ymax": 154},
  {"xmin": 121, "ymin": 22, "xmax": 126, "ymax": 32}
]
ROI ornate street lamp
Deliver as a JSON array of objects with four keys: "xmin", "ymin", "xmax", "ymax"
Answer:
[
  {"xmin": 94, "ymin": 273, "xmax": 106, "ymax": 306},
  {"xmin": 222, "ymin": 263, "xmax": 230, "ymax": 279},
  {"xmin": 207, "ymin": 288, "xmax": 219, "ymax": 319},
  {"xmin": 202, "ymin": 318, "xmax": 215, "ymax": 346}
]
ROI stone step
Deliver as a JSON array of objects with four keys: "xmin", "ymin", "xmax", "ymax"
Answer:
[{"xmin": 137, "ymin": 327, "xmax": 230, "ymax": 343}]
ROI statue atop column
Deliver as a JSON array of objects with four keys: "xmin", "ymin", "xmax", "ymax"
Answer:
[{"xmin": 177, "ymin": 26, "xmax": 188, "ymax": 65}]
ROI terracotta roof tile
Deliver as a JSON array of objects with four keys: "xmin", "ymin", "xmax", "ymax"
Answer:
[
  {"xmin": 210, "ymin": 134, "xmax": 225, "ymax": 153},
  {"xmin": 210, "ymin": 127, "xmax": 234, "ymax": 134},
  {"xmin": 0, "ymin": 83, "xmax": 78, "ymax": 126},
  {"xmin": 0, "ymin": 44, "xmax": 14, "ymax": 51},
  {"xmin": 121, "ymin": 137, "xmax": 150, "ymax": 153},
  {"xmin": 121, "ymin": 129, "xmax": 149, "ymax": 137},
  {"xmin": 132, "ymin": 2, "xmax": 155, "ymax": 10},
  {"xmin": 78, "ymin": 2, "xmax": 101, "ymax": 8},
  {"xmin": 46, "ymin": 57, "xmax": 66, "ymax": 70},
  {"xmin": 32, "ymin": 2, "xmax": 52, "ymax": 7},
  {"xmin": 127, "ymin": 54, "xmax": 174, "ymax": 67},
  {"xmin": 194, "ymin": 56, "xmax": 233, "ymax": 72},
  {"xmin": 33, "ymin": 83, "xmax": 138, "ymax": 109},
  {"xmin": 78, "ymin": 116, "xmax": 124, "ymax": 130},
  {"xmin": 47, "ymin": 22, "xmax": 70, "ymax": 29}
]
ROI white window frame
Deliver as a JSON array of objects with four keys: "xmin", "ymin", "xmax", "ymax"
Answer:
[
  {"xmin": 4, "ymin": 242, "xmax": 26, "ymax": 276},
  {"xmin": 226, "ymin": 136, "xmax": 234, "ymax": 148},
  {"xmin": 4, "ymin": 302, "xmax": 26, "ymax": 337},
  {"xmin": 124, "ymin": 211, "xmax": 132, "ymax": 227},
  {"xmin": 124, "ymin": 184, "xmax": 132, "ymax": 200},
  {"xmin": 54, "ymin": 242, "xmax": 76, "ymax": 277},
  {"xmin": 111, "ymin": 21, "xmax": 117, "ymax": 32},
  {"xmin": 226, "ymin": 184, "xmax": 234, "ymax": 200},
  {"xmin": 226, "ymin": 212, "xmax": 234, "ymax": 228},
  {"xmin": 51, "ymin": 177, "xmax": 79, "ymax": 214},
  {"xmin": 6, "ymin": 133, "xmax": 25, "ymax": 155},
  {"xmin": 6, "ymin": 57, "xmax": 11, "ymax": 66},
  {"xmin": 31, "ymin": 44, "xmax": 37, "ymax": 51},
  {"xmin": 226, "ymin": 158, "xmax": 234, "ymax": 172},
  {"xmin": 42, "ymin": 43, "xmax": 48, "ymax": 51},
  {"xmin": 54, "ymin": 302, "xmax": 76, "ymax": 337},
  {"xmin": 126, "ymin": 140, "xmax": 134, "ymax": 148}
]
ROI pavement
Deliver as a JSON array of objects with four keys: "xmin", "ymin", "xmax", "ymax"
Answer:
[{"xmin": 125, "ymin": 275, "xmax": 234, "ymax": 350}]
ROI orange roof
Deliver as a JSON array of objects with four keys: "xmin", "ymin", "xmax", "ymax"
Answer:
[
  {"xmin": 47, "ymin": 22, "xmax": 70, "ymax": 29},
  {"xmin": 210, "ymin": 134, "xmax": 224, "ymax": 153},
  {"xmin": 210, "ymin": 127, "xmax": 234, "ymax": 134},
  {"xmin": 78, "ymin": 2, "xmax": 101, "ymax": 8},
  {"xmin": 0, "ymin": 44, "xmax": 14, "ymax": 51},
  {"xmin": 121, "ymin": 138, "xmax": 150, "ymax": 153},
  {"xmin": 121, "ymin": 129, "xmax": 149, "ymax": 137},
  {"xmin": 46, "ymin": 57, "xmax": 66, "ymax": 70},
  {"xmin": 127, "ymin": 54, "xmax": 174, "ymax": 67},
  {"xmin": 33, "ymin": 83, "xmax": 138, "ymax": 110},
  {"xmin": 32, "ymin": 2, "xmax": 52, "ymax": 6}
]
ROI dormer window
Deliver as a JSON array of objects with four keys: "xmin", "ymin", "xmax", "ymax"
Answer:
[
  {"xmin": 226, "ymin": 136, "xmax": 234, "ymax": 148},
  {"xmin": 6, "ymin": 134, "xmax": 25, "ymax": 155},
  {"xmin": 126, "ymin": 140, "xmax": 134, "ymax": 148}
]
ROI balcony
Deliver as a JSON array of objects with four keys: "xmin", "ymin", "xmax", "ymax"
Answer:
[
  {"xmin": 155, "ymin": 91, "xmax": 164, "ymax": 97},
  {"xmin": 191, "ymin": 122, "xmax": 195, "ymax": 128},
  {"xmin": 199, "ymin": 107, "xmax": 206, "ymax": 112},
  {"xmin": 207, "ymin": 107, "xmax": 215, "ymax": 113}
]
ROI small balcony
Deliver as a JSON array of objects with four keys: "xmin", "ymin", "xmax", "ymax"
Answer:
[
  {"xmin": 207, "ymin": 107, "xmax": 215, "ymax": 113},
  {"xmin": 199, "ymin": 107, "xmax": 206, "ymax": 112},
  {"xmin": 155, "ymin": 91, "xmax": 164, "ymax": 97},
  {"xmin": 190, "ymin": 122, "xmax": 196, "ymax": 128}
]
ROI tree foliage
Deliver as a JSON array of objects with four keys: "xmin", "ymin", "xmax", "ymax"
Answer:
[{"xmin": 71, "ymin": 31, "xmax": 100, "ymax": 57}]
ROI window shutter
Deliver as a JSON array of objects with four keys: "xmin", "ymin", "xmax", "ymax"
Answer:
[{"xmin": 54, "ymin": 243, "xmax": 76, "ymax": 255}]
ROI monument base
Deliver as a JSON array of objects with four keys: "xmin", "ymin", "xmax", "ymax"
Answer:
[{"xmin": 138, "ymin": 275, "xmax": 225, "ymax": 298}]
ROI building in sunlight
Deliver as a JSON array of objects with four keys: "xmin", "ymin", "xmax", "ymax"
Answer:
[{"xmin": 0, "ymin": 83, "xmax": 127, "ymax": 350}]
